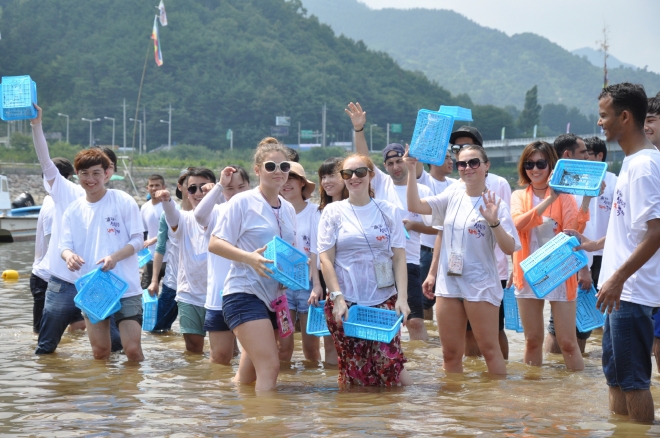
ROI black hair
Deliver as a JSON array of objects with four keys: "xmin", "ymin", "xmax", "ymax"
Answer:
[
  {"xmin": 187, "ymin": 167, "xmax": 216, "ymax": 184},
  {"xmin": 52, "ymin": 157, "xmax": 74, "ymax": 178},
  {"xmin": 227, "ymin": 164, "xmax": 250, "ymax": 185},
  {"xmin": 147, "ymin": 174, "xmax": 165, "ymax": 185},
  {"xmin": 101, "ymin": 147, "xmax": 118, "ymax": 170},
  {"xmin": 553, "ymin": 133, "xmax": 581, "ymax": 158},
  {"xmin": 648, "ymin": 96, "xmax": 660, "ymax": 116},
  {"xmin": 285, "ymin": 146, "xmax": 300, "ymax": 163},
  {"xmin": 584, "ymin": 136, "xmax": 607, "ymax": 162},
  {"xmin": 598, "ymin": 82, "xmax": 648, "ymax": 128}
]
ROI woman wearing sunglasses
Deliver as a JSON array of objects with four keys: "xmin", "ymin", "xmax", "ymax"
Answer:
[
  {"xmin": 209, "ymin": 137, "xmax": 297, "ymax": 391},
  {"xmin": 511, "ymin": 141, "xmax": 588, "ymax": 371},
  {"xmin": 405, "ymin": 146, "xmax": 520, "ymax": 376},
  {"xmin": 317, "ymin": 153, "xmax": 412, "ymax": 387}
]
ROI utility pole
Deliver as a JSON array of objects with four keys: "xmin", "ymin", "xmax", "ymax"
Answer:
[
  {"xmin": 298, "ymin": 121, "xmax": 301, "ymax": 147},
  {"xmin": 370, "ymin": 123, "xmax": 377, "ymax": 152},
  {"xmin": 143, "ymin": 106, "xmax": 147, "ymax": 153},
  {"xmin": 104, "ymin": 117, "xmax": 116, "ymax": 147},
  {"xmin": 122, "ymin": 99, "xmax": 127, "ymax": 149},
  {"xmin": 57, "ymin": 113, "xmax": 69, "ymax": 143},
  {"xmin": 130, "ymin": 118, "xmax": 142, "ymax": 154},
  {"xmin": 597, "ymin": 25, "xmax": 610, "ymax": 88},
  {"xmin": 81, "ymin": 118, "xmax": 101, "ymax": 148},
  {"xmin": 386, "ymin": 123, "xmax": 390, "ymax": 147},
  {"xmin": 159, "ymin": 103, "xmax": 173, "ymax": 148},
  {"xmin": 322, "ymin": 103, "xmax": 326, "ymax": 148},
  {"xmin": 230, "ymin": 129, "xmax": 233, "ymax": 150}
]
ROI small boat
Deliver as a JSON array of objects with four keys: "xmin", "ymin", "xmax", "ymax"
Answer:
[{"xmin": 0, "ymin": 174, "xmax": 40, "ymax": 243}]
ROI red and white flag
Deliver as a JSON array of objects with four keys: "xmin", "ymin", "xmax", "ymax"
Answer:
[{"xmin": 157, "ymin": 0, "xmax": 168, "ymax": 26}]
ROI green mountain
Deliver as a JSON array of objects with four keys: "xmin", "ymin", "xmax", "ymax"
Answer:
[
  {"xmin": 301, "ymin": 0, "xmax": 660, "ymax": 116},
  {"xmin": 0, "ymin": 0, "xmax": 473, "ymax": 149}
]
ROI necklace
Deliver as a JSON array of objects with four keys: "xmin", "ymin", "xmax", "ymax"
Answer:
[{"xmin": 259, "ymin": 188, "xmax": 282, "ymax": 238}]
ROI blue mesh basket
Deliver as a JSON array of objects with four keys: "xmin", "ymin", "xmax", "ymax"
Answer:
[
  {"xmin": 549, "ymin": 159, "xmax": 608, "ymax": 197},
  {"xmin": 503, "ymin": 287, "xmax": 524, "ymax": 333},
  {"xmin": 408, "ymin": 109, "xmax": 454, "ymax": 166},
  {"xmin": 520, "ymin": 233, "xmax": 588, "ymax": 299},
  {"xmin": 137, "ymin": 247, "xmax": 153, "ymax": 268},
  {"xmin": 343, "ymin": 305, "xmax": 403, "ymax": 343},
  {"xmin": 74, "ymin": 268, "xmax": 128, "ymax": 324},
  {"xmin": 306, "ymin": 300, "xmax": 330, "ymax": 337},
  {"xmin": 576, "ymin": 285, "xmax": 605, "ymax": 332},
  {"xmin": 263, "ymin": 236, "xmax": 309, "ymax": 291},
  {"xmin": 439, "ymin": 105, "xmax": 473, "ymax": 122},
  {"xmin": 141, "ymin": 289, "xmax": 158, "ymax": 331},
  {"xmin": 1, "ymin": 75, "xmax": 38, "ymax": 121}
]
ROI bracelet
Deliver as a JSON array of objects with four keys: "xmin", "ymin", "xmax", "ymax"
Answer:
[
  {"xmin": 353, "ymin": 126, "xmax": 364, "ymax": 133},
  {"xmin": 489, "ymin": 220, "xmax": 501, "ymax": 228}
]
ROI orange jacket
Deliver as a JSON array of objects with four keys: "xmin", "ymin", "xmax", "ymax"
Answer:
[{"xmin": 511, "ymin": 186, "xmax": 589, "ymax": 299}]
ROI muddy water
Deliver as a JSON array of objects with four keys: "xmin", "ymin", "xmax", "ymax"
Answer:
[{"xmin": 1, "ymin": 241, "xmax": 660, "ymax": 436}]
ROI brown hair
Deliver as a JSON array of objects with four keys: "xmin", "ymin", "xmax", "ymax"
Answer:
[
  {"xmin": 74, "ymin": 148, "xmax": 111, "ymax": 172},
  {"xmin": 343, "ymin": 153, "xmax": 375, "ymax": 198},
  {"xmin": 517, "ymin": 141, "xmax": 558, "ymax": 187},
  {"xmin": 318, "ymin": 157, "xmax": 348, "ymax": 211},
  {"xmin": 253, "ymin": 137, "xmax": 290, "ymax": 167},
  {"xmin": 456, "ymin": 144, "xmax": 489, "ymax": 163}
]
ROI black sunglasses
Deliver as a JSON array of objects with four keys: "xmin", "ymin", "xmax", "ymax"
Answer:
[
  {"xmin": 263, "ymin": 161, "xmax": 291, "ymax": 173},
  {"xmin": 456, "ymin": 158, "xmax": 486, "ymax": 170},
  {"xmin": 523, "ymin": 160, "xmax": 549, "ymax": 170},
  {"xmin": 187, "ymin": 184, "xmax": 208, "ymax": 195},
  {"xmin": 450, "ymin": 143, "xmax": 478, "ymax": 154},
  {"xmin": 339, "ymin": 167, "xmax": 370, "ymax": 180}
]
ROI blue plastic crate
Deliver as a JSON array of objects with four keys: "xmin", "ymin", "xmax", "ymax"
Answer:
[
  {"xmin": 576, "ymin": 285, "xmax": 605, "ymax": 332},
  {"xmin": 549, "ymin": 159, "xmax": 607, "ymax": 197},
  {"xmin": 1, "ymin": 75, "xmax": 38, "ymax": 121},
  {"xmin": 503, "ymin": 287, "xmax": 524, "ymax": 333},
  {"xmin": 137, "ymin": 247, "xmax": 153, "ymax": 268},
  {"xmin": 142, "ymin": 289, "xmax": 158, "ymax": 331},
  {"xmin": 306, "ymin": 300, "xmax": 330, "ymax": 337},
  {"xmin": 343, "ymin": 305, "xmax": 404, "ymax": 343},
  {"xmin": 263, "ymin": 236, "xmax": 309, "ymax": 291},
  {"xmin": 439, "ymin": 105, "xmax": 473, "ymax": 122},
  {"xmin": 520, "ymin": 233, "xmax": 588, "ymax": 299},
  {"xmin": 74, "ymin": 268, "xmax": 128, "ymax": 324},
  {"xmin": 408, "ymin": 109, "xmax": 454, "ymax": 166}
]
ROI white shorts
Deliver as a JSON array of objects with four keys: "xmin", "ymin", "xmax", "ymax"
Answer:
[
  {"xmin": 515, "ymin": 279, "xmax": 572, "ymax": 302},
  {"xmin": 436, "ymin": 274, "xmax": 503, "ymax": 307}
]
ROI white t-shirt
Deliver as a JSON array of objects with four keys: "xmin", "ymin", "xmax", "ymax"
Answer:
[
  {"xmin": 309, "ymin": 205, "xmax": 323, "ymax": 271},
  {"xmin": 372, "ymin": 167, "xmax": 404, "ymax": 209},
  {"xmin": 417, "ymin": 170, "xmax": 456, "ymax": 248},
  {"xmin": 317, "ymin": 198, "xmax": 406, "ymax": 306},
  {"xmin": 577, "ymin": 171, "xmax": 618, "ymax": 259},
  {"xmin": 173, "ymin": 209, "xmax": 217, "ymax": 307},
  {"xmin": 32, "ymin": 195, "xmax": 55, "ymax": 281},
  {"xmin": 206, "ymin": 204, "xmax": 231, "ymax": 311},
  {"xmin": 425, "ymin": 189, "xmax": 521, "ymax": 306},
  {"xmin": 141, "ymin": 201, "xmax": 165, "ymax": 259},
  {"xmin": 393, "ymin": 183, "xmax": 432, "ymax": 265},
  {"xmin": 43, "ymin": 174, "xmax": 86, "ymax": 283},
  {"xmin": 599, "ymin": 149, "xmax": 660, "ymax": 307},
  {"xmin": 59, "ymin": 190, "xmax": 143, "ymax": 298},
  {"xmin": 284, "ymin": 201, "xmax": 319, "ymax": 292},
  {"xmin": 444, "ymin": 172, "xmax": 513, "ymax": 280},
  {"xmin": 216, "ymin": 188, "xmax": 297, "ymax": 311}
]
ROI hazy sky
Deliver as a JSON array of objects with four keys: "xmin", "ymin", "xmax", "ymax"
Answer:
[{"xmin": 360, "ymin": 0, "xmax": 660, "ymax": 74}]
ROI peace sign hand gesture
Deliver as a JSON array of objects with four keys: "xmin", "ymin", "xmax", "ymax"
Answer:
[{"xmin": 478, "ymin": 189, "xmax": 501, "ymax": 226}]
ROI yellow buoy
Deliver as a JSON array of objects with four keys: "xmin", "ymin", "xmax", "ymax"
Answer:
[{"xmin": 2, "ymin": 270, "xmax": 19, "ymax": 280}]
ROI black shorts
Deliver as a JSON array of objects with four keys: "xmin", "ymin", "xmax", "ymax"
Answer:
[
  {"xmin": 407, "ymin": 263, "xmax": 424, "ymax": 320},
  {"xmin": 467, "ymin": 280, "xmax": 506, "ymax": 331}
]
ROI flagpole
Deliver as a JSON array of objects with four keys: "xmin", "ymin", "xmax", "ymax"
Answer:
[{"xmin": 132, "ymin": 40, "xmax": 152, "ymax": 158}]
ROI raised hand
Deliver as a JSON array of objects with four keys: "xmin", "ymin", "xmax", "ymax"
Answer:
[
  {"xmin": 30, "ymin": 104, "xmax": 43, "ymax": 125},
  {"xmin": 344, "ymin": 102, "xmax": 366, "ymax": 130},
  {"xmin": 154, "ymin": 189, "xmax": 171, "ymax": 203},
  {"xmin": 479, "ymin": 189, "xmax": 501, "ymax": 226},
  {"xmin": 219, "ymin": 166, "xmax": 236, "ymax": 188},
  {"xmin": 402, "ymin": 147, "xmax": 417, "ymax": 170}
]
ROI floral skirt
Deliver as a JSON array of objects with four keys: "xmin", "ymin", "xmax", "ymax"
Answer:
[{"xmin": 324, "ymin": 295, "xmax": 407, "ymax": 387}]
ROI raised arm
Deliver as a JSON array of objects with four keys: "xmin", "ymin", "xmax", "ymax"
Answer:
[
  {"xmin": 404, "ymin": 152, "xmax": 432, "ymax": 215},
  {"xmin": 193, "ymin": 166, "xmax": 235, "ymax": 228},
  {"xmin": 345, "ymin": 102, "xmax": 368, "ymax": 155},
  {"xmin": 30, "ymin": 105, "xmax": 59, "ymax": 188},
  {"xmin": 157, "ymin": 190, "xmax": 181, "ymax": 231}
]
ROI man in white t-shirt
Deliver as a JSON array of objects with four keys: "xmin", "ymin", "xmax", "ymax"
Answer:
[
  {"xmin": 140, "ymin": 174, "xmax": 166, "ymax": 289},
  {"xmin": 572, "ymin": 83, "xmax": 660, "ymax": 423}
]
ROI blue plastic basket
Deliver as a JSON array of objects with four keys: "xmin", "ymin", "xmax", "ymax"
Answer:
[
  {"xmin": 343, "ymin": 305, "xmax": 403, "ymax": 343},
  {"xmin": 503, "ymin": 287, "xmax": 524, "ymax": 333},
  {"xmin": 549, "ymin": 159, "xmax": 608, "ymax": 197},
  {"xmin": 137, "ymin": 247, "xmax": 153, "ymax": 268},
  {"xmin": 142, "ymin": 289, "xmax": 159, "ymax": 331},
  {"xmin": 263, "ymin": 236, "xmax": 309, "ymax": 291},
  {"xmin": 1, "ymin": 75, "xmax": 38, "ymax": 121},
  {"xmin": 520, "ymin": 233, "xmax": 588, "ymax": 299},
  {"xmin": 408, "ymin": 109, "xmax": 454, "ymax": 166},
  {"xmin": 74, "ymin": 268, "xmax": 128, "ymax": 324},
  {"xmin": 439, "ymin": 105, "xmax": 473, "ymax": 122},
  {"xmin": 306, "ymin": 300, "xmax": 330, "ymax": 337},
  {"xmin": 576, "ymin": 285, "xmax": 605, "ymax": 332}
]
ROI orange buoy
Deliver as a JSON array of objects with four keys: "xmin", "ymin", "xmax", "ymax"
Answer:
[{"xmin": 2, "ymin": 270, "xmax": 19, "ymax": 280}]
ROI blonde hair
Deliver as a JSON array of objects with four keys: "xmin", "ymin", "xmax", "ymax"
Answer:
[{"xmin": 254, "ymin": 137, "xmax": 290, "ymax": 166}]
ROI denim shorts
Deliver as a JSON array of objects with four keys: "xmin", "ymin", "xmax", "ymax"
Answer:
[
  {"xmin": 653, "ymin": 309, "xmax": 660, "ymax": 339},
  {"xmin": 602, "ymin": 300, "xmax": 654, "ymax": 391},
  {"xmin": 285, "ymin": 288, "xmax": 311, "ymax": 313},
  {"xmin": 407, "ymin": 263, "xmax": 424, "ymax": 320},
  {"xmin": 177, "ymin": 302, "xmax": 206, "ymax": 336},
  {"xmin": 204, "ymin": 309, "xmax": 231, "ymax": 332},
  {"xmin": 222, "ymin": 293, "xmax": 277, "ymax": 331}
]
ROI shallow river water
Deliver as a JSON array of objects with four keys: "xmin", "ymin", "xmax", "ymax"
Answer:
[{"xmin": 2, "ymin": 241, "xmax": 660, "ymax": 436}]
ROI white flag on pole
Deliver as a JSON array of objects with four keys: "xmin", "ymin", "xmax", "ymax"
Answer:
[{"xmin": 157, "ymin": 0, "xmax": 168, "ymax": 26}]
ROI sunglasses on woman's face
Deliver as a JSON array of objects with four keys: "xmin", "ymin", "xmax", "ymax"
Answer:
[
  {"xmin": 339, "ymin": 167, "xmax": 370, "ymax": 180},
  {"xmin": 263, "ymin": 161, "xmax": 291, "ymax": 173},
  {"xmin": 455, "ymin": 158, "xmax": 485, "ymax": 170},
  {"xmin": 523, "ymin": 159, "xmax": 549, "ymax": 170},
  {"xmin": 187, "ymin": 184, "xmax": 208, "ymax": 195}
]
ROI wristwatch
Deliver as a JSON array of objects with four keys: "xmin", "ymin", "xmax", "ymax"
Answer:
[{"xmin": 329, "ymin": 291, "xmax": 343, "ymax": 301}]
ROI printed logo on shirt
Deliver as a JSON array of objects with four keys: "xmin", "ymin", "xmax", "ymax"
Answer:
[
  {"xmin": 468, "ymin": 222, "xmax": 486, "ymax": 238},
  {"xmin": 105, "ymin": 216, "xmax": 121, "ymax": 235},
  {"xmin": 599, "ymin": 195, "xmax": 612, "ymax": 212},
  {"xmin": 302, "ymin": 233, "xmax": 311, "ymax": 255},
  {"xmin": 613, "ymin": 190, "xmax": 626, "ymax": 216},
  {"xmin": 372, "ymin": 224, "xmax": 390, "ymax": 242}
]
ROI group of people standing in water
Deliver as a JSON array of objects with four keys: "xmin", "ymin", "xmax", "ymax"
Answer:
[{"xmin": 27, "ymin": 83, "xmax": 660, "ymax": 422}]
